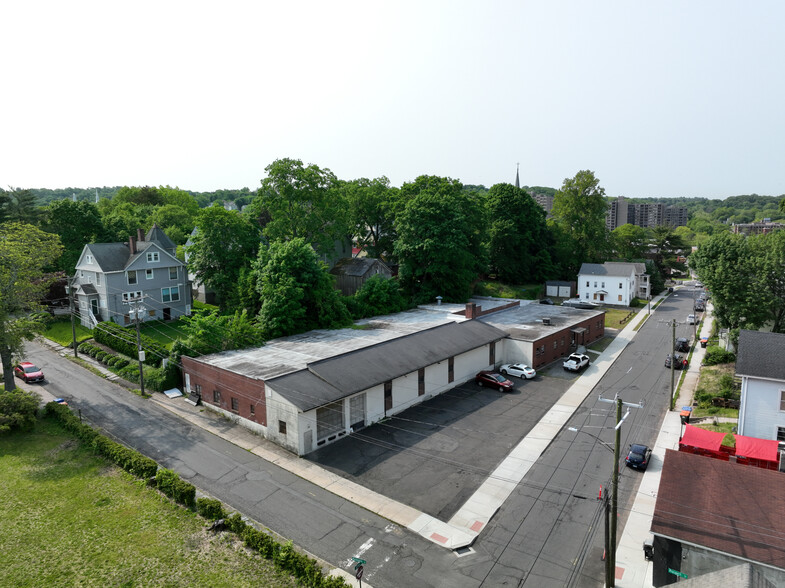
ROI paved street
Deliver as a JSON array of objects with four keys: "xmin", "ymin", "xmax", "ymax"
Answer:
[{"xmin": 14, "ymin": 287, "xmax": 703, "ymax": 587}]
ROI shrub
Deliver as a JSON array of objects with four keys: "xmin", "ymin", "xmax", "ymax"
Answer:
[
  {"xmin": 155, "ymin": 468, "xmax": 195, "ymax": 508},
  {"xmin": 93, "ymin": 435, "xmax": 158, "ymax": 478},
  {"xmin": 96, "ymin": 351, "xmax": 108, "ymax": 363},
  {"xmin": 196, "ymin": 497, "xmax": 225, "ymax": 520},
  {"xmin": 78, "ymin": 342, "xmax": 93, "ymax": 353},
  {"xmin": 0, "ymin": 389, "xmax": 40, "ymax": 434},
  {"xmin": 114, "ymin": 358, "xmax": 130, "ymax": 370},
  {"xmin": 703, "ymin": 346, "xmax": 736, "ymax": 366},
  {"xmin": 44, "ymin": 402, "xmax": 98, "ymax": 444},
  {"xmin": 93, "ymin": 321, "xmax": 167, "ymax": 367},
  {"xmin": 89, "ymin": 346, "xmax": 101, "ymax": 358},
  {"xmin": 225, "ymin": 512, "xmax": 247, "ymax": 534}
]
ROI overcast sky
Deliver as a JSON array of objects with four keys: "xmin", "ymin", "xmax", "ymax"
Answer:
[{"xmin": 3, "ymin": 1, "xmax": 783, "ymax": 199}]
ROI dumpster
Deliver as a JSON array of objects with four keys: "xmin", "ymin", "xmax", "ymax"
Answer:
[
  {"xmin": 700, "ymin": 337, "xmax": 708, "ymax": 348},
  {"xmin": 680, "ymin": 406, "xmax": 692, "ymax": 424}
]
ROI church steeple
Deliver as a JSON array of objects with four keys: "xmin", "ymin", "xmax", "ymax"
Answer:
[{"xmin": 515, "ymin": 163, "xmax": 520, "ymax": 189}]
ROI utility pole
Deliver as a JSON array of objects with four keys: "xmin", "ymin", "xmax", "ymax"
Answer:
[
  {"xmin": 125, "ymin": 296, "xmax": 146, "ymax": 396},
  {"xmin": 598, "ymin": 393, "xmax": 644, "ymax": 587},
  {"xmin": 671, "ymin": 319, "xmax": 676, "ymax": 410},
  {"xmin": 68, "ymin": 276, "xmax": 78, "ymax": 358}
]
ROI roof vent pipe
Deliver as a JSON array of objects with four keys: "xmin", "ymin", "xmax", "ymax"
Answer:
[{"xmin": 435, "ymin": 296, "xmax": 442, "ymax": 306}]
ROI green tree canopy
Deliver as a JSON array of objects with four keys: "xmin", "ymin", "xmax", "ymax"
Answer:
[
  {"xmin": 254, "ymin": 238, "xmax": 351, "ymax": 339},
  {"xmin": 0, "ymin": 388, "xmax": 40, "ymax": 433},
  {"xmin": 41, "ymin": 200, "xmax": 106, "ymax": 273},
  {"xmin": 394, "ymin": 175, "xmax": 486, "ymax": 304},
  {"xmin": 0, "ymin": 188, "xmax": 41, "ymax": 225},
  {"xmin": 184, "ymin": 205, "xmax": 261, "ymax": 312},
  {"xmin": 344, "ymin": 177, "xmax": 398, "ymax": 261},
  {"xmin": 0, "ymin": 222, "xmax": 63, "ymax": 390},
  {"xmin": 485, "ymin": 183, "xmax": 552, "ymax": 283},
  {"xmin": 611, "ymin": 224, "xmax": 648, "ymax": 261},
  {"xmin": 175, "ymin": 309, "xmax": 264, "ymax": 357},
  {"xmin": 551, "ymin": 170, "xmax": 609, "ymax": 274}
]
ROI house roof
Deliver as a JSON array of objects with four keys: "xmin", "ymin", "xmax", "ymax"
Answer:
[
  {"xmin": 651, "ymin": 449, "xmax": 785, "ymax": 570},
  {"xmin": 146, "ymin": 223, "xmax": 176, "ymax": 252},
  {"xmin": 736, "ymin": 330, "xmax": 785, "ymax": 381},
  {"xmin": 579, "ymin": 262, "xmax": 638, "ymax": 278},
  {"xmin": 86, "ymin": 242, "xmax": 134, "ymax": 272},
  {"xmin": 76, "ymin": 283, "xmax": 98, "ymax": 296},
  {"xmin": 269, "ymin": 320, "xmax": 507, "ymax": 411},
  {"xmin": 329, "ymin": 257, "xmax": 390, "ymax": 277}
]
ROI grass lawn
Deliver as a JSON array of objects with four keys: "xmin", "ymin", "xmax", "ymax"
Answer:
[
  {"xmin": 43, "ymin": 319, "xmax": 93, "ymax": 347},
  {"xmin": 693, "ymin": 421, "xmax": 736, "ymax": 447},
  {"xmin": 138, "ymin": 319, "xmax": 190, "ymax": 350},
  {"xmin": 603, "ymin": 308, "xmax": 636, "ymax": 329},
  {"xmin": 473, "ymin": 280, "xmax": 540, "ymax": 300},
  {"xmin": 0, "ymin": 418, "xmax": 299, "ymax": 588},
  {"xmin": 588, "ymin": 335, "xmax": 615, "ymax": 353},
  {"xmin": 689, "ymin": 363, "xmax": 740, "ymax": 418}
]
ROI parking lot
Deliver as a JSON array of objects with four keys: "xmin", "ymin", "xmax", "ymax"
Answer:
[{"xmin": 307, "ymin": 368, "xmax": 577, "ymax": 520}]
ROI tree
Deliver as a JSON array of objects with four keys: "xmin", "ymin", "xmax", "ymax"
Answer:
[
  {"xmin": 99, "ymin": 201, "xmax": 153, "ymax": 243},
  {"xmin": 485, "ymin": 183, "xmax": 552, "ymax": 283},
  {"xmin": 175, "ymin": 309, "xmax": 264, "ymax": 357},
  {"xmin": 0, "ymin": 388, "xmax": 40, "ymax": 433},
  {"xmin": 0, "ymin": 187, "xmax": 41, "ymax": 225},
  {"xmin": 344, "ymin": 177, "xmax": 398, "ymax": 261},
  {"xmin": 394, "ymin": 176, "xmax": 486, "ymax": 304},
  {"xmin": 550, "ymin": 170, "xmax": 609, "ymax": 273},
  {"xmin": 184, "ymin": 205, "xmax": 261, "ymax": 312},
  {"xmin": 611, "ymin": 224, "xmax": 648, "ymax": 261},
  {"xmin": 649, "ymin": 226, "xmax": 688, "ymax": 278},
  {"xmin": 352, "ymin": 274, "xmax": 408, "ymax": 318},
  {"xmin": 252, "ymin": 158, "xmax": 350, "ymax": 255},
  {"xmin": 0, "ymin": 222, "xmax": 63, "ymax": 391},
  {"xmin": 255, "ymin": 239, "xmax": 351, "ymax": 339},
  {"xmin": 41, "ymin": 200, "xmax": 106, "ymax": 273},
  {"xmin": 149, "ymin": 204, "xmax": 195, "ymax": 246},
  {"xmin": 747, "ymin": 230, "xmax": 785, "ymax": 332}
]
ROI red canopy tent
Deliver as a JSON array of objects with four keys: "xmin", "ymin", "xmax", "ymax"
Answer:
[
  {"xmin": 679, "ymin": 424, "xmax": 727, "ymax": 455},
  {"xmin": 734, "ymin": 435, "xmax": 780, "ymax": 470}
]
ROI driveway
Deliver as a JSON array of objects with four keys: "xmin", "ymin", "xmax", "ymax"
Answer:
[{"xmin": 307, "ymin": 372, "xmax": 572, "ymax": 520}]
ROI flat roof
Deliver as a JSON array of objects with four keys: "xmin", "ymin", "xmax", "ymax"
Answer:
[{"xmin": 479, "ymin": 300, "xmax": 605, "ymax": 341}]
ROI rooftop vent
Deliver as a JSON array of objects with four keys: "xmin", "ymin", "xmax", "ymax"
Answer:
[{"xmin": 542, "ymin": 317, "xmax": 551, "ymax": 326}]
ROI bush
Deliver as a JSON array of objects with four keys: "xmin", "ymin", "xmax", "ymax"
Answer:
[
  {"xmin": 44, "ymin": 402, "xmax": 98, "ymax": 444},
  {"xmin": 225, "ymin": 512, "xmax": 247, "ymax": 534},
  {"xmin": 0, "ymin": 389, "xmax": 40, "ymax": 434},
  {"xmin": 155, "ymin": 468, "xmax": 196, "ymax": 508},
  {"xmin": 629, "ymin": 297, "xmax": 643, "ymax": 308},
  {"xmin": 93, "ymin": 435, "xmax": 158, "ymax": 478},
  {"xmin": 114, "ymin": 358, "xmax": 130, "ymax": 370},
  {"xmin": 196, "ymin": 497, "xmax": 225, "ymax": 520},
  {"xmin": 96, "ymin": 351, "xmax": 108, "ymax": 363},
  {"xmin": 703, "ymin": 346, "xmax": 736, "ymax": 366},
  {"xmin": 93, "ymin": 321, "xmax": 167, "ymax": 367},
  {"xmin": 77, "ymin": 342, "xmax": 92, "ymax": 353}
]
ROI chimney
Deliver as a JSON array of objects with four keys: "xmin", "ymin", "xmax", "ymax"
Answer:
[
  {"xmin": 465, "ymin": 302, "xmax": 478, "ymax": 319},
  {"xmin": 129, "ymin": 236, "xmax": 137, "ymax": 255},
  {"xmin": 137, "ymin": 228, "xmax": 145, "ymax": 242}
]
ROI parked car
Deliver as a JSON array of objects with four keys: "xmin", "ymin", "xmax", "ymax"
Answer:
[
  {"xmin": 563, "ymin": 353, "xmax": 590, "ymax": 372},
  {"xmin": 664, "ymin": 354, "xmax": 688, "ymax": 370},
  {"xmin": 674, "ymin": 337, "xmax": 690, "ymax": 352},
  {"xmin": 539, "ymin": 298, "xmax": 555, "ymax": 305},
  {"xmin": 667, "ymin": 287, "xmax": 674, "ymax": 293},
  {"xmin": 625, "ymin": 444, "xmax": 652, "ymax": 471},
  {"xmin": 475, "ymin": 371, "xmax": 514, "ymax": 392},
  {"xmin": 499, "ymin": 363, "xmax": 536, "ymax": 379},
  {"xmin": 13, "ymin": 362, "xmax": 45, "ymax": 383},
  {"xmin": 694, "ymin": 301, "xmax": 705, "ymax": 312},
  {"xmin": 687, "ymin": 314, "xmax": 697, "ymax": 325}
]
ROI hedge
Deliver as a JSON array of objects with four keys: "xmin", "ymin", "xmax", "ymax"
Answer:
[
  {"xmin": 93, "ymin": 321, "xmax": 167, "ymax": 367},
  {"xmin": 196, "ymin": 497, "xmax": 225, "ymax": 520},
  {"xmin": 703, "ymin": 345, "xmax": 736, "ymax": 366},
  {"xmin": 155, "ymin": 468, "xmax": 196, "ymax": 508},
  {"xmin": 44, "ymin": 402, "xmax": 157, "ymax": 478}
]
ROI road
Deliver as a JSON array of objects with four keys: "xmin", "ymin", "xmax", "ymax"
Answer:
[{"xmin": 18, "ymin": 289, "xmax": 701, "ymax": 587}]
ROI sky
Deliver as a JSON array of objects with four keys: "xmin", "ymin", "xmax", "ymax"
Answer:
[{"xmin": 2, "ymin": 1, "xmax": 784, "ymax": 199}]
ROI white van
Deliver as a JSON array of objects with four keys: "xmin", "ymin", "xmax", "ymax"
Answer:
[{"xmin": 687, "ymin": 314, "xmax": 696, "ymax": 325}]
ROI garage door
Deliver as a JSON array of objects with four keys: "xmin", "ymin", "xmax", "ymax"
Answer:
[{"xmin": 317, "ymin": 400, "xmax": 345, "ymax": 441}]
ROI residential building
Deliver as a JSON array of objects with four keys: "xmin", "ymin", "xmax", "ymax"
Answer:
[
  {"xmin": 650, "ymin": 449, "xmax": 785, "ymax": 587},
  {"xmin": 329, "ymin": 257, "xmax": 393, "ymax": 296},
  {"xmin": 577, "ymin": 262, "xmax": 649, "ymax": 306},
  {"xmin": 605, "ymin": 196, "xmax": 688, "ymax": 231},
  {"xmin": 736, "ymin": 330, "xmax": 785, "ymax": 441},
  {"xmin": 732, "ymin": 221, "xmax": 785, "ymax": 236},
  {"xmin": 72, "ymin": 225, "xmax": 191, "ymax": 328}
]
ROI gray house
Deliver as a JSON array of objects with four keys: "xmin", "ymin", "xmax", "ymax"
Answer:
[
  {"xmin": 329, "ymin": 257, "xmax": 393, "ymax": 296},
  {"xmin": 72, "ymin": 225, "xmax": 191, "ymax": 328}
]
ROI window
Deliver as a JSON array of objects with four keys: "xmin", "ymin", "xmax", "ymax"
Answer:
[
  {"xmin": 96, "ymin": 273, "xmax": 101, "ymax": 285},
  {"xmin": 231, "ymin": 397, "xmax": 239, "ymax": 412},
  {"xmin": 489, "ymin": 341, "xmax": 496, "ymax": 365},
  {"xmin": 586, "ymin": 281, "xmax": 589, "ymax": 287},
  {"xmin": 279, "ymin": 420, "xmax": 287, "ymax": 435},
  {"xmin": 585, "ymin": 293, "xmax": 589, "ymax": 299},
  {"xmin": 601, "ymin": 282, "xmax": 605, "ymax": 288},
  {"xmin": 418, "ymin": 368, "xmax": 425, "ymax": 396},
  {"xmin": 594, "ymin": 281, "xmax": 597, "ymax": 288},
  {"xmin": 618, "ymin": 295, "xmax": 623, "ymax": 302},
  {"xmin": 146, "ymin": 268, "xmax": 154, "ymax": 280},
  {"xmin": 86, "ymin": 254, "xmax": 93, "ymax": 264},
  {"xmin": 122, "ymin": 291, "xmax": 142, "ymax": 301},
  {"xmin": 780, "ymin": 390, "xmax": 785, "ymax": 411},
  {"xmin": 778, "ymin": 427, "xmax": 785, "ymax": 442},
  {"xmin": 213, "ymin": 389, "xmax": 221, "ymax": 403},
  {"xmin": 619, "ymin": 282, "xmax": 623, "ymax": 289},
  {"xmin": 553, "ymin": 341, "xmax": 558, "ymax": 349},
  {"xmin": 127, "ymin": 270, "xmax": 137, "ymax": 285},
  {"xmin": 448, "ymin": 357, "xmax": 454, "ymax": 383},
  {"xmin": 169, "ymin": 267, "xmax": 178, "ymax": 280},
  {"xmin": 162, "ymin": 286, "xmax": 180, "ymax": 303},
  {"xmin": 250, "ymin": 404, "xmax": 255, "ymax": 416},
  {"xmin": 79, "ymin": 270, "xmax": 84, "ymax": 278},
  {"xmin": 147, "ymin": 251, "xmax": 159, "ymax": 263}
]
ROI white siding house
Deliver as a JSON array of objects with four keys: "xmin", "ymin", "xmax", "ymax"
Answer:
[
  {"xmin": 577, "ymin": 262, "xmax": 637, "ymax": 306},
  {"xmin": 736, "ymin": 330, "xmax": 785, "ymax": 441}
]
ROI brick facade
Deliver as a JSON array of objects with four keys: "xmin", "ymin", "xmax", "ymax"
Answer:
[
  {"xmin": 529, "ymin": 314, "xmax": 605, "ymax": 369},
  {"xmin": 182, "ymin": 356, "xmax": 267, "ymax": 427}
]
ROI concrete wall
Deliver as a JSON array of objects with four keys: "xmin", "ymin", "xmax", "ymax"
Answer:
[
  {"xmin": 266, "ymin": 388, "xmax": 303, "ymax": 454},
  {"xmin": 738, "ymin": 376, "xmax": 785, "ymax": 439}
]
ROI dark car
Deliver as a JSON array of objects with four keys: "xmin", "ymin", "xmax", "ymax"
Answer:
[
  {"xmin": 13, "ymin": 362, "xmax": 45, "ymax": 383},
  {"xmin": 539, "ymin": 298, "xmax": 555, "ymax": 305},
  {"xmin": 674, "ymin": 337, "xmax": 690, "ymax": 352},
  {"xmin": 625, "ymin": 444, "xmax": 652, "ymax": 471},
  {"xmin": 475, "ymin": 371, "xmax": 514, "ymax": 392},
  {"xmin": 664, "ymin": 354, "xmax": 688, "ymax": 370}
]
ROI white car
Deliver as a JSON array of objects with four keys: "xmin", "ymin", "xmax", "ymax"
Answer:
[
  {"xmin": 687, "ymin": 314, "xmax": 697, "ymax": 325},
  {"xmin": 500, "ymin": 363, "xmax": 537, "ymax": 379}
]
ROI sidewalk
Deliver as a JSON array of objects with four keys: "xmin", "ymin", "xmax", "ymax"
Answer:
[{"xmin": 614, "ymin": 297, "xmax": 716, "ymax": 588}]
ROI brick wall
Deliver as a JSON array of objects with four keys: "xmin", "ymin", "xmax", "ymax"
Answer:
[{"xmin": 182, "ymin": 356, "xmax": 267, "ymax": 426}]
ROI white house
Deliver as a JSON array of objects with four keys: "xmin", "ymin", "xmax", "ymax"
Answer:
[
  {"xmin": 577, "ymin": 262, "xmax": 647, "ymax": 306},
  {"xmin": 736, "ymin": 330, "xmax": 785, "ymax": 442}
]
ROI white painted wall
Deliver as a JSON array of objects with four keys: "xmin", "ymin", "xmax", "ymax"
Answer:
[
  {"xmin": 265, "ymin": 387, "xmax": 301, "ymax": 453},
  {"xmin": 501, "ymin": 338, "xmax": 534, "ymax": 365},
  {"xmin": 738, "ymin": 377, "xmax": 785, "ymax": 439}
]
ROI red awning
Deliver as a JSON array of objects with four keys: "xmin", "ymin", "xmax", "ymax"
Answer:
[
  {"xmin": 734, "ymin": 435, "xmax": 780, "ymax": 463},
  {"xmin": 679, "ymin": 424, "xmax": 727, "ymax": 452}
]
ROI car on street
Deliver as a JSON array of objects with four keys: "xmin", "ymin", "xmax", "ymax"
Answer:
[
  {"xmin": 539, "ymin": 298, "xmax": 555, "ymax": 305},
  {"xmin": 694, "ymin": 300, "xmax": 705, "ymax": 312},
  {"xmin": 563, "ymin": 353, "xmax": 591, "ymax": 372},
  {"xmin": 474, "ymin": 371, "xmax": 514, "ymax": 392},
  {"xmin": 625, "ymin": 444, "xmax": 652, "ymax": 471},
  {"xmin": 674, "ymin": 337, "xmax": 690, "ymax": 352},
  {"xmin": 13, "ymin": 362, "xmax": 45, "ymax": 383},
  {"xmin": 687, "ymin": 314, "xmax": 697, "ymax": 325},
  {"xmin": 664, "ymin": 354, "xmax": 688, "ymax": 370},
  {"xmin": 499, "ymin": 363, "xmax": 537, "ymax": 379}
]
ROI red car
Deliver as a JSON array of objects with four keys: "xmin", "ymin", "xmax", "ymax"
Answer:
[
  {"xmin": 475, "ymin": 371, "xmax": 514, "ymax": 392},
  {"xmin": 13, "ymin": 362, "xmax": 45, "ymax": 383}
]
